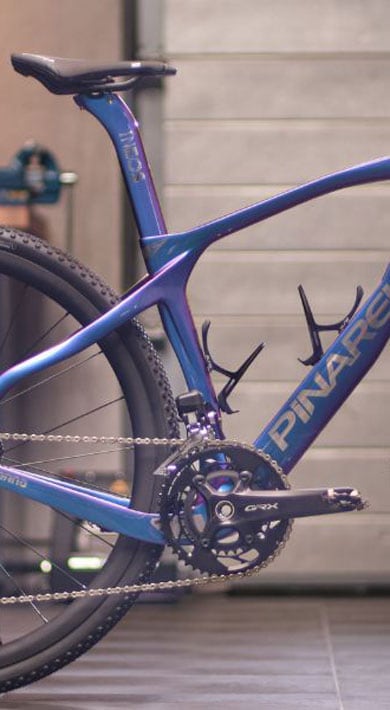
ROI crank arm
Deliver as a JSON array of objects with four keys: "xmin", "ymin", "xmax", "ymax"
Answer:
[{"xmin": 206, "ymin": 486, "xmax": 367, "ymax": 526}]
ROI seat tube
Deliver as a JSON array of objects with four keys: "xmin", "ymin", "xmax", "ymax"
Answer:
[{"xmin": 75, "ymin": 92, "xmax": 167, "ymax": 238}]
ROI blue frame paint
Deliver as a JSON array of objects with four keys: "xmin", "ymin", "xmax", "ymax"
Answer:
[
  {"xmin": 0, "ymin": 92, "xmax": 388, "ymax": 544},
  {"xmin": 256, "ymin": 267, "xmax": 390, "ymax": 472},
  {"xmin": 0, "ymin": 464, "xmax": 162, "ymax": 543}
]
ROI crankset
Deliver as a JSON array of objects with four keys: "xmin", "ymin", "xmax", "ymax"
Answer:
[
  {"xmin": 160, "ymin": 440, "xmax": 292, "ymax": 575},
  {"xmin": 159, "ymin": 439, "xmax": 366, "ymax": 577}
]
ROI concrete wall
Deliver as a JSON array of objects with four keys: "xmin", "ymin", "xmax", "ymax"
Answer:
[{"xmin": 163, "ymin": 1, "xmax": 390, "ymax": 583}]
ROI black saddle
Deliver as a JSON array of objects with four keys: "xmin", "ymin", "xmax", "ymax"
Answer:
[{"xmin": 11, "ymin": 53, "xmax": 176, "ymax": 95}]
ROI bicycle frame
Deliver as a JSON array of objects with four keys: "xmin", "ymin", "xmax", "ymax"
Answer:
[{"xmin": 0, "ymin": 92, "xmax": 388, "ymax": 544}]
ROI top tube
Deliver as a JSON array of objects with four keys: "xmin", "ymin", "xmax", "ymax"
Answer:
[
  {"xmin": 75, "ymin": 90, "xmax": 390, "ymax": 277},
  {"xmin": 142, "ymin": 156, "xmax": 390, "ymax": 272}
]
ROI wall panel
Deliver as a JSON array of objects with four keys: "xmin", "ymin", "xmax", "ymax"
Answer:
[{"xmin": 164, "ymin": 2, "xmax": 390, "ymax": 583}]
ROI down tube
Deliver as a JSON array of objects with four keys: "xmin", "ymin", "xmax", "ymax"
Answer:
[{"xmin": 255, "ymin": 267, "xmax": 390, "ymax": 474}]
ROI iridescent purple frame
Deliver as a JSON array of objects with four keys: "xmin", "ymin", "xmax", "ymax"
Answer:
[{"xmin": 0, "ymin": 93, "xmax": 388, "ymax": 544}]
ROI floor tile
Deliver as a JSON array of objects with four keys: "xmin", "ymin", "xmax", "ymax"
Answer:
[{"xmin": 4, "ymin": 592, "xmax": 390, "ymax": 708}]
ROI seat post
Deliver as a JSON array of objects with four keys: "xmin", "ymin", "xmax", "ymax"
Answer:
[{"xmin": 75, "ymin": 92, "xmax": 167, "ymax": 240}]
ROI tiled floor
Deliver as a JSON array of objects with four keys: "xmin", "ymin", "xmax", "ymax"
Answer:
[{"xmin": 2, "ymin": 591, "xmax": 390, "ymax": 709}]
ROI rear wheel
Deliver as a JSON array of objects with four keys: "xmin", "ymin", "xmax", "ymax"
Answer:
[{"xmin": 0, "ymin": 227, "xmax": 178, "ymax": 691}]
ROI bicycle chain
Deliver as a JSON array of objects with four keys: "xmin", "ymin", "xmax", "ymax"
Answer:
[
  {"xmin": 0, "ymin": 432, "xmax": 187, "ymax": 447},
  {"xmin": 0, "ymin": 431, "xmax": 292, "ymax": 605}
]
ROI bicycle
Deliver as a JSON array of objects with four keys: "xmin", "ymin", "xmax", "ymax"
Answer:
[{"xmin": 0, "ymin": 52, "xmax": 387, "ymax": 692}]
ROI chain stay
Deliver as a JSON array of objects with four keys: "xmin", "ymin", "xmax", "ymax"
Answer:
[{"xmin": 0, "ymin": 431, "xmax": 291, "ymax": 604}]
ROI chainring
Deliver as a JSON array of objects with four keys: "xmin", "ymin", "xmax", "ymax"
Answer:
[{"xmin": 159, "ymin": 441, "xmax": 292, "ymax": 576}]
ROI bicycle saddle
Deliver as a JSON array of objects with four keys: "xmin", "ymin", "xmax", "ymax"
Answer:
[{"xmin": 11, "ymin": 53, "xmax": 176, "ymax": 95}]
